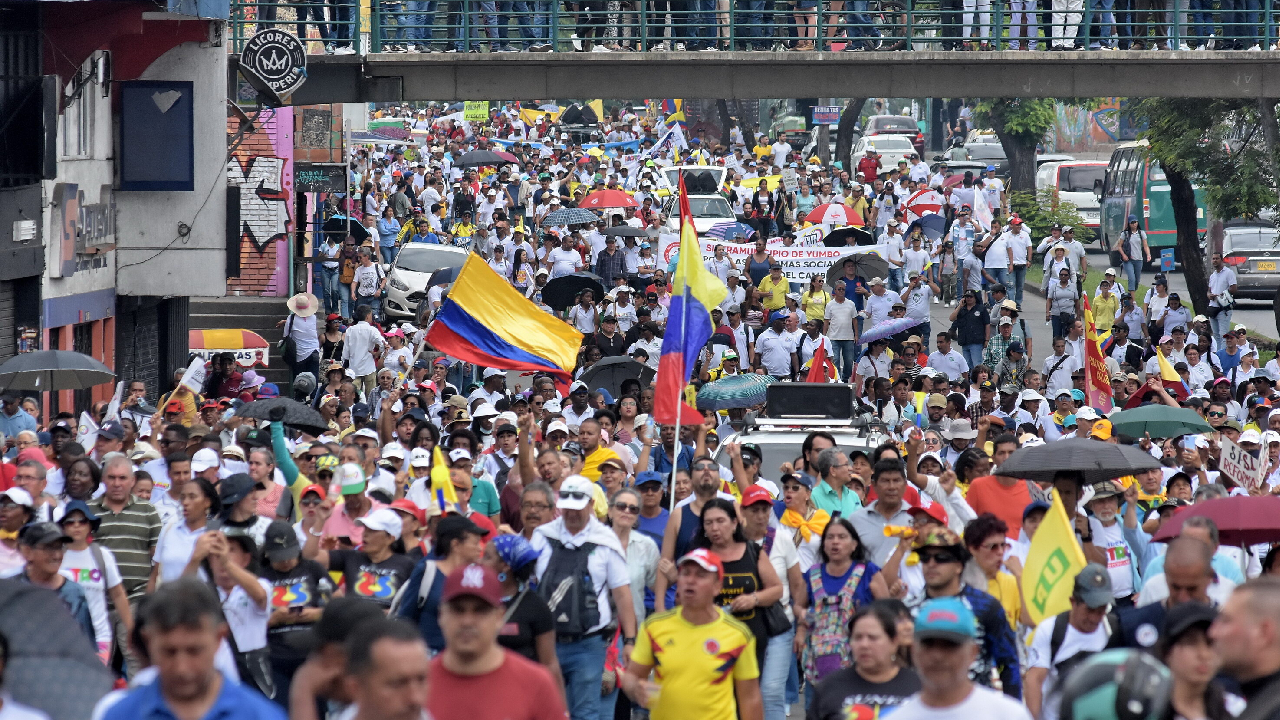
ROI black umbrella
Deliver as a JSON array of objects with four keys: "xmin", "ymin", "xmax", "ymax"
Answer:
[
  {"xmin": 235, "ymin": 397, "xmax": 329, "ymax": 437},
  {"xmin": 0, "ymin": 580, "xmax": 114, "ymax": 720},
  {"xmin": 543, "ymin": 208, "xmax": 601, "ymax": 226},
  {"xmin": 455, "ymin": 150, "xmax": 519, "ymax": 167},
  {"xmin": 997, "ymin": 438, "xmax": 1162, "ymax": 485},
  {"xmin": 601, "ymin": 225, "xmax": 654, "ymax": 238},
  {"xmin": 825, "ymin": 252, "xmax": 890, "ymax": 288},
  {"xmin": 427, "ymin": 265, "xmax": 461, "ymax": 287},
  {"xmin": 321, "ymin": 214, "xmax": 370, "ymax": 243},
  {"xmin": 542, "ymin": 272, "xmax": 606, "ymax": 310},
  {"xmin": 578, "ymin": 356, "xmax": 656, "ymax": 400},
  {"xmin": 822, "ymin": 226, "xmax": 876, "ymax": 247},
  {"xmin": 0, "ymin": 350, "xmax": 115, "ymax": 392}
]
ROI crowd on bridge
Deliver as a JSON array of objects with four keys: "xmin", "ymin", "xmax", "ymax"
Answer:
[{"xmin": 3, "ymin": 98, "xmax": 1280, "ymax": 720}]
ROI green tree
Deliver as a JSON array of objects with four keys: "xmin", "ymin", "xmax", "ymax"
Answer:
[
  {"xmin": 973, "ymin": 99, "xmax": 1059, "ymax": 193},
  {"xmin": 1009, "ymin": 189, "xmax": 1095, "ymax": 246},
  {"xmin": 1125, "ymin": 98, "xmax": 1280, "ymax": 313}
]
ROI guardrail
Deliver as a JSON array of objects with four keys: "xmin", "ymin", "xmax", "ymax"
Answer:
[{"xmin": 229, "ymin": 0, "xmax": 1278, "ymax": 54}]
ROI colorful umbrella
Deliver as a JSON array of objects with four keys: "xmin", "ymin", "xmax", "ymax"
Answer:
[
  {"xmin": 1151, "ymin": 495, "xmax": 1280, "ymax": 546},
  {"xmin": 579, "ymin": 189, "xmax": 639, "ymax": 209},
  {"xmin": 696, "ymin": 374, "xmax": 776, "ymax": 411},
  {"xmin": 805, "ymin": 203, "xmax": 865, "ymax": 226},
  {"xmin": 188, "ymin": 329, "xmax": 270, "ymax": 368},
  {"xmin": 857, "ymin": 316, "xmax": 925, "ymax": 345},
  {"xmin": 706, "ymin": 222, "xmax": 756, "ymax": 241},
  {"xmin": 904, "ymin": 188, "xmax": 946, "ymax": 223}
]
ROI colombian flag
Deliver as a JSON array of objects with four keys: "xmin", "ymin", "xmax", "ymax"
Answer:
[
  {"xmin": 654, "ymin": 175, "xmax": 728, "ymax": 424},
  {"xmin": 660, "ymin": 99, "xmax": 681, "ymax": 116},
  {"xmin": 426, "ymin": 253, "xmax": 583, "ymax": 390},
  {"xmin": 1081, "ymin": 295, "xmax": 1114, "ymax": 413}
]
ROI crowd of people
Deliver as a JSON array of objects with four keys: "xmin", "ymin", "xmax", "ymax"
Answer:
[{"xmin": 1, "ymin": 100, "xmax": 1280, "ymax": 720}]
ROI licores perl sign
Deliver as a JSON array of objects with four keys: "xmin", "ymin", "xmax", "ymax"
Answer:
[{"xmin": 239, "ymin": 28, "xmax": 307, "ymax": 103}]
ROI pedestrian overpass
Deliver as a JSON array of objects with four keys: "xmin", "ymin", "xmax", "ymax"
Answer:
[{"xmin": 273, "ymin": 49, "xmax": 1280, "ymax": 104}]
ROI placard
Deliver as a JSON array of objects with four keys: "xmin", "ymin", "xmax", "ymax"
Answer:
[
  {"xmin": 657, "ymin": 234, "xmax": 880, "ymax": 285},
  {"xmin": 464, "ymin": 101, "xmax": 490, "ymax": 122},
  {"xmin": 179, "ymin": 357, "xmax": 208, "ymax": 394},
  {"xmin": 294, "ymin": 163, "xmax": 347, "ymax": 193},
  {"xmin": 812, "ymin": 106, "xmax": 841, "ymax": 125},
  {"xmin": 1219, "ymin": 436, "xmax": 1268, "ymax": 491},
  {"xmin": 781, "ymin": 168, "xmax": 799, "ymax": 193}
]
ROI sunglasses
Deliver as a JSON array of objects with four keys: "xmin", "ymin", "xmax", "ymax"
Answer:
[
  {"xmin": 980, "ymin": 541, "xmax": 1009, "ymax": 552},
  {"xmin": 692, "ymin": 461, "xmax": 718, "ymax": 471},
  {"xmin": 559, "ymin": 491, "xmax": 590, "ymax": 501},
  {"xmin": 300, "ymin": 497, "xmax": 324, "ymax": 507},
  {"xmin": 1208, "ymin": 411, "xmax": 1227, "ymax": 418},
  {"xmin": 918, "ymin": 551, "xmax": 960, "ymax": 565},
  {"xmin": 613, "ymin": 502, "xmax": 640, "ymax": 514}
]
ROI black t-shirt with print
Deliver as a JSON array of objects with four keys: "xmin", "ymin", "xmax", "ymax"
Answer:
[
  {"xmin": 328, "ymin": 549, "xmax": 416, "ymax": 608},
  {"xmin": 808, "ymin": 667, "xmax": 922, "ymax": 720},
  {"xmin": 496, "ymin": 589, "xmax": 556, "ymax": 661},
  {"xmin": 259, "ymin": 559, "xmax": 333, "ymax": 661}
]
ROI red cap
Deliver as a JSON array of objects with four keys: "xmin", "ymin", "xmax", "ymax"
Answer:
[
  {"xmin": 740, "ymin": 485, "xmax": 773, "ymax": 508},
  {"xmin": 300, "ymin": 484, "xmax": 327, "ymax": 500},
  {"xmin": 442, "ymin": 563, "xmax": 505, "ymax": 607},
  {"xmin": 389, "ymin": 498, "xmax": 425, "ymax": 525},
  {"xmin": 677, "ymin": 548, "xmax": 724, "ymax": 578},
  {"xmin": 908, "ymin": 502, "xmax": 949, "ymax": 527},
  {"xmin": 200, "ymin": 400, "xmax": 219, "ymax": 410},
  {"xmin": 164, "ymin": 398, "xmax": 184, "ymax": 412}
]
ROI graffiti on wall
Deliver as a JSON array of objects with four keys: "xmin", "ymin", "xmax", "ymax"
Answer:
[
  {"xmin": 1046, "ymin": 99, "xmax": 1139, "ymax": 152},
  {"xmin": 227, "ymin": 155, "xmax": 290, "ymax": 251}
]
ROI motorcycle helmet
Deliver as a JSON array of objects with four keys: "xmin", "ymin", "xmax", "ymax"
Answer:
[{"xmin": 1058, "ymin": 649, "xmax": 1171, "ymax": 720}]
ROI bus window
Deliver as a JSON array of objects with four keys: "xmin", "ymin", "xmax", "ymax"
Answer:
[
  {"xmin": 1104, "ymin": 153, "xmax": 1120, "ymax": 197},
  {"xmin": 1149, "ymin": 161, "xmax": 1165, "ymax": 182},
  {"xmin": 1120, "ymin": 152, "xmax": 1139, "ymax": 196}
]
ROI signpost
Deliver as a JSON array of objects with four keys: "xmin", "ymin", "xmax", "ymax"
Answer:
[
  {"xmin": 1220, "ymin": 437, "xmax": 1268, "ymax": 491},
  {"xmin": 812, "ymin": 106, "xmax": 841, "ymax": 126},
  {"xmin": 238, "ymin": 28, "xmax": 308, "ymax": 105}
]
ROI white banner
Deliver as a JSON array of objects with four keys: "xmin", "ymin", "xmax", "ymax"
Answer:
[
  {"xmin": 179, "ymin": 357, "xmax": 209, "ymax": 394},
  {"xmin": 1220, "ymin": 437, "xmax": 1268, "ymax": 491},
  {"xmin": 656, "ymin": 234, "xmax": 883, "ymax": 285}
]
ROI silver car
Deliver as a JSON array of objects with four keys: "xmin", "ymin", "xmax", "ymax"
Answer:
[
  {"xmin": 1220, "ymin": 221, "xmax": 1280, "ymax": 299},
  {"xmin": 383, "ymin": 244, "xmax": 470, "ymax": 319}
]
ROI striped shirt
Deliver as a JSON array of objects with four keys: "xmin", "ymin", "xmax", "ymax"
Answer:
[{"xmin": 88, "ymin": 495, "xmax": 162, "ymax": 600}]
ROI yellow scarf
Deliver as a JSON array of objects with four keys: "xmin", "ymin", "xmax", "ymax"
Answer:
[
  {"xmin": 0, "ymin": 529, "xmax": 17, "ymax": 541},
  {"xmin": 781, "ymin": 508, "xmax": 831, "ymax": 542}
]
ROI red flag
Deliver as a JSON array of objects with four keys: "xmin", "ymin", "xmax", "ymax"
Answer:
[
  {"xmin": 806, "ymin": 342, "xmax": 837, "ymax": 383},
  {"xmin": 1081, "ymin": 295, "xmax": 1114, "ymax": 412}
]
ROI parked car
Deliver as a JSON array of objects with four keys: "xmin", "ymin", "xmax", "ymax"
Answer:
[
  {"xmin": 863, "ymin": 114, "xmax": 925, "ymax": 156},
  {"xmin": 852, "ymin": 134, "xmax": 918, "ymax": 178},
  {"xmin": 957, "ymin": 142, "xmax": 1010, "ymax": 180},
  {"xmin": 384, "ymin": 244, "xmax": 469, "ymax": 320},
  {"xmin": 1218, "ymin": 220, "xmax": 1280, "ymax": 299},
  {"xmin": 1037, "ymin": 161, "xmax": 1107, "ymax": 230},
  {"xmin": 661, "ymin": 165, "xmax": 736, "ymax": 235}
]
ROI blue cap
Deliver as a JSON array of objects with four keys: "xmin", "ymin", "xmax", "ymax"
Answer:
[
  {"xmin": 1008, "ymin": 341, "xmax": 1025, "ymax": 354},
  {"xmin": 690, "ymin": 138, "xmax": 700, "ymax": 145},
  {"xmin": 1127, "ymin": 214, "xmax": 1139, "ymax": 223},
  {"xmin": 1063, "ymin": 414, "xmax": 1078, "ymax": 428},
  {"xmin": 58, "ymin": 500, "xmax": 101, "ymax": 531},
  {"xmin": 635, "ymin": 471, "xmax": 667, "ymax": 488},
  {"xmin": 352, "ymin": 402, "xmax": 371, "ymax": 418},
  {"xmin": 986, "ymin": 165, "xmax": 996, "ymax": 171},
  {"xmin": 1070, "ymin": 388, "xmax": 1086, "ymax": 403},
  {"xmin": 257, "ymin": 383, "xmax": 280, "ymax": 399},
  {"xmin": 1023, "ymin": 500, "xmax": 1052, "ymax": 520},
  {"xmin": 914, "ymin": 597, "xmax": 977, "ymax": 643},
  {"xmin": 491, "ymin": 534, "xmax": 541, "ymax": 571},
  {"xmin": 769, "ymin": 310, "xmax": 789, "ymax": 323},
  {"xmin": 36, "ymin": 431, "xmax": 51, "ymax": 446},
  {"xmin": 597, "ymin": 388, "xmax": 616, "ymax": 405}
]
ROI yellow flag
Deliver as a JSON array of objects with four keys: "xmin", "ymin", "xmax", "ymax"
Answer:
[
  {"xmin": 1021, "ymin": 488, "xmax": 1088, "ymax": 624},
  {"xmin": 430, "ymin": 446, "xmax": 458, "ymax": 510},
  {"xmin": 1156, "ymin": 347, "xmax": 1181, "ymax": 383}
]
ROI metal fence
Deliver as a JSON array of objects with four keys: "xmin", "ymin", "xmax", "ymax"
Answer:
[{"xmin": 228, "ymin": 0, "xmax": 1279, "ymax": 53}]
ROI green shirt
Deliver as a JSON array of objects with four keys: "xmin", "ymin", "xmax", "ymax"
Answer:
[
  {"xmin": 811, "ymin": 479, "xmax": 862, "ymax": 519},
  {"xmin": 470, "ymin": 476, "xmax": 502, "ymax": 518}
]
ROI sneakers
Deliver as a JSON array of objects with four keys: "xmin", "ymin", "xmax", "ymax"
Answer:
[
  {"xmin": 675, "ymin": 42, "xmax": 686, "ymax": 50},
  {"xmin": 571, "ymin": 33, "xmax": 583, "ymax": 51},
  {"xmin": 333, "ymin": 45, "xmax": 356, "ymax": 54},
  {"xmin": 700, "ymin": 45, "xmax": 718, "ymax": 51},
  {"xmin": 650, "ymin": 41, "xmax": 667, "ymax": 51},
  {"xmin": 933, "ymin": 297, "xmax": 940, "ymax": 304},
  {"xmin": 1249, "ymin": 43, "xmax": 1262, "ymax": 50},
  {"xmin": 591, "ymin": 44, "xmax": 612, "ymax": 52},
  {"xmin": 949, "ymin": 300, "xmax": 957, "ymax": 306},
  {"xmin": 530, "ymin": 42, "xmax": 552, "ymax": 51}
]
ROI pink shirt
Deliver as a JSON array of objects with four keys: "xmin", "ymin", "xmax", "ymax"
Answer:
[{"xmin": 321, "ymin": 499, "xmax": 385, "ymax": 546}]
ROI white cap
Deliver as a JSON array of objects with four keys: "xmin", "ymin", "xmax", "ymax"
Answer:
[
  {"xmin": 221, "ymin": 445, "xmax": 246, "ymax": 460},
  {"xmin": 191, "ymin": 448, "xmax": 220, "ymax": 474},
  {"xmin": 354, "ymin": 428, "xmax": 381, "ymax": 441},
  {"xmin": 543, "ymin": 399, "xmax": 563, "ymax": 414},
  {"xmin": 1019, "ymin": 389, "xmax": 1046, "ymax": 404},
  {"xmin": 0, "ymin": 488, "xmax": 33, "ymax": 508},
  {"xmin": 381, "ymin": 444, "xmax": 406, "ymax": 461},
  {"xmin": 1240, "ymin": 428, "xmax": 1263, "ymax": 445},
  {"xmin": 356, "ymin": 507, "xmax": 404, "ymax": 540},
  {"xmin": 1262, "ymin": 430, "xmax": 1280, "ymax": 445},
  {"xmin": 448, "ymin": 448, "xmax": 473, "ymax": 463},
  {"xmin": 494, "ymin": 411, "xmax": 518, "ymax": 428},
  {"xmin": 473, "ymin": 403, "xmax": 499, "ymax": 419},
  {"xmin": 546, "ymin": 420, "xmax": 570, "ymax": 436},
  {"xmin": 556, "ymin": 475, "xmax": 595, "ymax": 511},
  {"xmin": 1075, "ymin": 406, "xmax": 1101, "ymax": 421},
  {"xmin": 482, "ymin": 367, "xmax": 505, "ymax": 379},
  {"xmin": 409, "ymin": 448, "xmax": 431, "ymax": 467},
  {"xmin": 569, "ymin": 380, "xmax": 589, "ymax": 393}
]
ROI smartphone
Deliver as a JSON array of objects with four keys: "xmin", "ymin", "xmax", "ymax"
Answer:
[{"xmin": 1182, "ymin": 435, "xmax": 1197, "ymax": 450}]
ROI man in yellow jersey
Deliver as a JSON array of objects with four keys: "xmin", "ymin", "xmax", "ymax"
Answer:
[{"xmin": 622, "ymin": 548, "xmax": 763, "ymax": 720}]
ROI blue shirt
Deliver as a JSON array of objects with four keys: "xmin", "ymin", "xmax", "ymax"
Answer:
[
  {"xmin": 0, "ymin": 407, "xmax": 36, "ymax": 458},
  {"xmin": 101, "ymin": 667, "xmax": 287, "ymax": 720},
  {"xmin": 1217, "ymin": 348, "xmax": 1243, "ymax": 373},
  {"xmin": 410, "ymin": 232, "xmax": 439, "ymax": 244},
  {"xmin": 647, "ymin": 444, "xmax": 695, "ymax": 475},
  {"xmin": 377, "ymin": 218, "xmax": 401, "ymax": 247},
  {"xmin": 396, "ymin": 556, "xmax": 447, "ymax": 652}
]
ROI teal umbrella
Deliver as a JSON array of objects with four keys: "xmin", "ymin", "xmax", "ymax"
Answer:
[
  {"xmin": 1108, "ymin": 406, "xmax": 1213, "ymax": 439},
  {"xmin": 696, "ymin": 374, "xmax": 776, "ymax": 411}
]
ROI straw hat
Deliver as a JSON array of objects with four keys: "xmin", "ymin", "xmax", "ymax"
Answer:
[{"xmin": 286, "ymin": 292, "xmax": 320, "ymax": 317}]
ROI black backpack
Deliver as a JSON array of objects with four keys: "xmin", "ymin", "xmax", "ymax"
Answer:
[
  {"xmin": 537, "ymin": 538, "xmax": 600, "ymax": 639},
  {"xmin": 1049, "ymin": 610, "xmax": 1110, "ymax": 682}
]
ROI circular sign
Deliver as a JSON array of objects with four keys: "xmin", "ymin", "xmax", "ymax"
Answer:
[{"xmin": 239, "ymin": 28, "xmax": 307, "ymax": 101}]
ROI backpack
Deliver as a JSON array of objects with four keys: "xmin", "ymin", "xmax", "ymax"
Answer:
[
  {"xmin": 388, "ymin": 559, "xmax": 438, "ymax": 616},
  {"xmin": 537, "ymin": 538, "xmax": 600, "ymax": 639},
  {"xmin": 1048, "ymin": 610, "xmax": 1110, "ymax": 684}
]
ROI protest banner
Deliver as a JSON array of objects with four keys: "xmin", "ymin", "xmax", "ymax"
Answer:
[
  {"xmin": 179, "ymin": 357, "xmax": 209, "ymax": 394},
  {"xmin": 656, "ymin": 234, "xmax": 881, "ymax": 285},
  {"xmin": 1220, "ymin": 437, "xmax": 1268, "ymax": 491},
  {"xmin": 463, "ymin": 101, "xmax": 490, "ymax": 122}
]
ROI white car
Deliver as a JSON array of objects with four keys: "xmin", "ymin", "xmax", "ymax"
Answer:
[
  {"xmin": 383, "ymin": 244, "xmax": 470, "ymax": 320},
  {"xmin": 852, "ymin": 135, "xmax": 918, "ymax": 178},
  {"xmin": 1036, "ymin": 161, "xmax": 1107, "ymax": 230},
  {"xmin": 661, "ymin": 165, "xmax": 737, "ymax": 235}
]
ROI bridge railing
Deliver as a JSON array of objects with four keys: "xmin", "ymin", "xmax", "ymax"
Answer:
[{"xmin": 228, "ymin": 0, "xmax": 1278, "ymax": 54}]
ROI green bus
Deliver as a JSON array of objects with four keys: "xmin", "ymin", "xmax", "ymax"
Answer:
[{"xmin": 1099, "ymin": 141, "xmax": 1207, "ymax": 265}]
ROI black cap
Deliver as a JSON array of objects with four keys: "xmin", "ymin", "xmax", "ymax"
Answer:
[
  {"xmin": 97, "ymin": 420, "xmax": 125, "ymax": 441},
  {"xmin": 401, "ymin": 407, "xmax": 427, "ymax": 423},
  {"xmin": 494, "ymin": 423, "xmax": 518, "ymax": 437},
  {"xmin": 241, "ymin": 430, "xmax": 270, "ymax": 449},
  {"xmin": 1162, "ymin": 601, "xmax": 1217, "ymax": 642},
  {"xmin": 263, "ymin": 520, "xmax": 301, "ymax": 563},
  {"xmin": 219, "ymin": 473, "xmax": 266, "ymax": 506},
  {"xmin": 436, "ymin": 514, "xmax": 485, "ymax": 538},
  {"xmin": 18, "ymin": 522, "xmax": 72, "ymax": 547},
  {"xmin": 49, "ymin": 420, "xmax": 74, "ymax": 435}
]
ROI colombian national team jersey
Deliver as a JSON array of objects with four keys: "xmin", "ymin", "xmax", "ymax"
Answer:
[{"xmin": 631, "ymin": 607, "xmax": 760, "ymax": 720}]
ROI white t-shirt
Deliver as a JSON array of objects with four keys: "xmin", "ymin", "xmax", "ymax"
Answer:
[
  {"xmin": 1088, "ymin": 518, "xmax": 1134, "ymax": 599},
  {"xmin": 60, "ymin": 545, "xmax": 124, "ymax": 646},
  {"xmin": 825, "ymin": 298, "xmax": 858, "ymax": 341},
  {"xmin": 864, "ymin": 292, "xmax": 898, "ymax": 328},
  {"xmin": 928, "ymin": 350, "xmax": 969, "ymax": 381},
  {"xmin": 889, "ymin": 685, "xmax": 1032, "ymax": 720},
  {"xmin": 219, "ymin": 579, "xmax": 271, "ymax": 652},
  {"xmin": 567, "ymin": 305, "xmax": 598, "ymax": 334},
  {"xmin": 547, "ymin": 248, "xmax": 583, "ymax": 278},
  {"xmin": 154, "ymin": 522, "xmax": 208, "ymax": 584},
  {"xmin": 904, "ymin": 248, "xmax": 931, "ymax": 275},
  {"xmin": 0, "ymin": 695, "xmax": 51, "ymax": 720},
  {"xmin": 383, "ymin": 346, "xmax": 414, "ymax": 377},
  {"xmin": 1026, "ymin": 614, "xmax": 1110, "ymax": 720}
]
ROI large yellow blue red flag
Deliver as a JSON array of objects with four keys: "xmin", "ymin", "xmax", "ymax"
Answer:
[
  {"xmin": 425, "ymin": 253, "xmax": 583, "ymax": 389},
  {"xmin": 1021, "ymin": 488, "xmax": 1088, "ymax": 624},
  {"xmin": 653, "ymin": 175, "xmax": 727, "ymax": 425}
]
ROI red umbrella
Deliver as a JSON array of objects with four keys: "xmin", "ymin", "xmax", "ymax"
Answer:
[
  {"xmin": 579, "ymin": 189, "xmax": 639, "ymax": 209},
  {"xmin": 805, "ymin": 203, "xmax": 865, "ymax": 226},
  {"xmin": 1151, "ymin": 495, "xmax": 1280, "ymax": 546}
]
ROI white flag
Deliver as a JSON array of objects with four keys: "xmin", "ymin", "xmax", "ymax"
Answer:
[{"xmin": 971, "ymin": 184, "xmax": 994, "ymax": 232}]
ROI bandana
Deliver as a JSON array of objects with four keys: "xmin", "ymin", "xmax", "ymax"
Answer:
[{"xmin": 780, "ymin": 508, "xmax": 831, "ymax": 543}]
